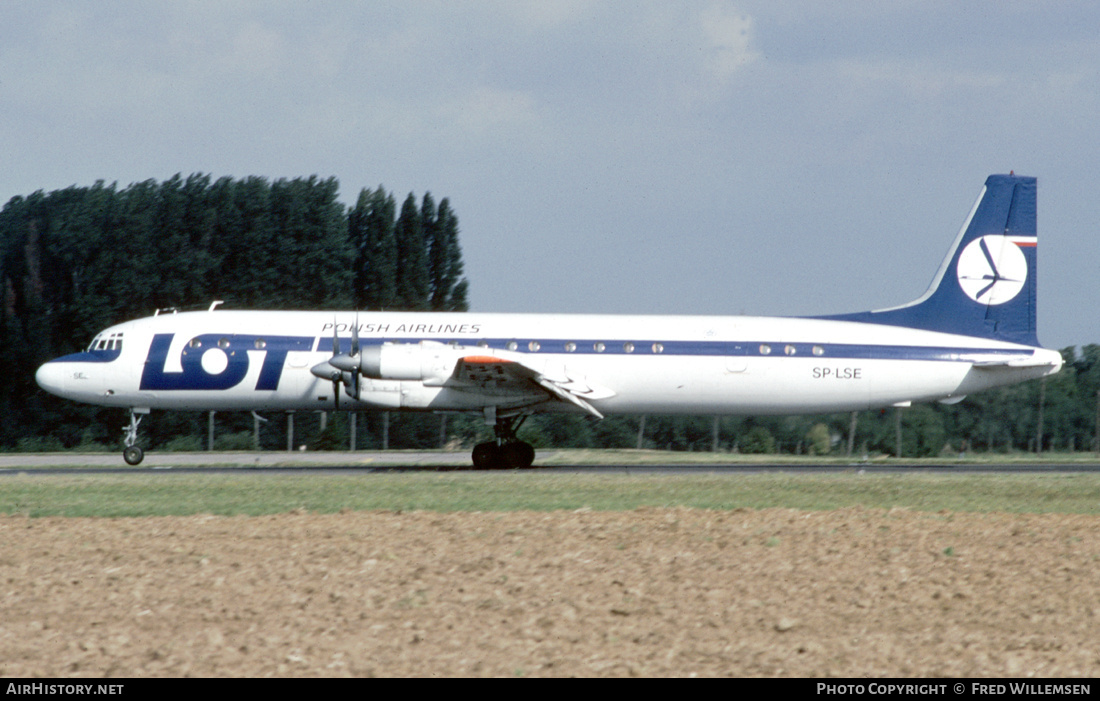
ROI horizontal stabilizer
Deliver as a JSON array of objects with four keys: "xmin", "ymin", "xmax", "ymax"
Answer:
[{"xmin": 971, "ymin": 356, "xmax": 1060, "ymax": 369}]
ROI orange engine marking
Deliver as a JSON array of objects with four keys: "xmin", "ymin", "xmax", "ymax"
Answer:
[{"xmin": 461, "ymin": 356, "xmax": 512, "ymax": 365}]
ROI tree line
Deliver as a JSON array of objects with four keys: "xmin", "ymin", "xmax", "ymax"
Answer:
[
  {"xmin": 2, "ymin": 173, "xmax": 1098, "ymax": 455},
  {"xmin": 621, "ymin": 342, "xmax": 1100, "ymax": 457},
  {"xmin": 0, "ymin": 174, "xmax": 468, "ymax": 450},
  {"xmin": 284, "ymin": 345, "xmax": 1100, "ymax": 457}
]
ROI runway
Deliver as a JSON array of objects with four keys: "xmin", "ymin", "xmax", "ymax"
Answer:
[{"xmin": 3, "ymin": 451, "xmax": 1100, "ymax": 475}]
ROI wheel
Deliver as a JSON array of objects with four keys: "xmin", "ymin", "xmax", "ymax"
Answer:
[
  {"xmin": 500, "ymin": 441, "xmax": 535, "ymax": 469},
  {"xmin": 472, "ymin": 441, "xmax": 501, "ymax": 469},
  {"xmin": 123, "ymin": 445, "xmax": 144, "ymax": 465}
]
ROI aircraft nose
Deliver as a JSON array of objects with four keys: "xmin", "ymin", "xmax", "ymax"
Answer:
[{"xmin": 35, "ymin": 360, "xmax": 69, "ymax": 397}]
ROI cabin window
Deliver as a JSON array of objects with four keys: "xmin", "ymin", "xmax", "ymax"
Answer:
[
  {"xmin": 528, "ymin": 341, "xmax": 541, "ymax": 352},
  {"xmin": 652, "ymin": 343, "xmax": 664, "ymax": 354},
  {"xmin": 594, "ymin": 342, "xmax": 606, "ymax": 353},
  {"xmin": 812, "ymin": 345, "xmax": 825, "ymax": 356},
  {"xmin": 218, "ymin": 338, "xmax": 230, "ymax": 349},
  {"xmin": 254, "ymin": 338, "xmax": 267, "ymax": 349},
  {"xmin": 189, "ymin": 338, "xmax": 202, "ymax": 349},
  {"xmin": 565, "ymin": 342, "xmax": 577, "ymax": 352},
  {"xmin": 623, "ymin": 342, "xmax": 635, "ymax": 353},
  {"xmin": 507, "ymin": 341, "xmax": 519, "ymax": 351},
  {"xmin": 477, "ymin": 340, "xmax": 489, "ymax": 348},
  {"xmin": 759, "ymin": 344, "xmax": 771, "ymax": 355},
  {"xmin": 784, "ymin": 345, "xmax": 796, "ymax": 356}
]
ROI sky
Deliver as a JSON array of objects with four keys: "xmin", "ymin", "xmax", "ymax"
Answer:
[{"xmin": 3, "ymin": 1, "xmax": 1099, "ymax": 350}]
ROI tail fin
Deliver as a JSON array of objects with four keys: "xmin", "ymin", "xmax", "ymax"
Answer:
[{"xmin": 820, "ymin": 174, "xmax": 1040, "ymax": 346}]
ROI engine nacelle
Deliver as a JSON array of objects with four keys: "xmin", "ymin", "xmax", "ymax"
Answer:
[{"xmin": 359, "ymin": 342, "xmax": 458, "ymax": 386}]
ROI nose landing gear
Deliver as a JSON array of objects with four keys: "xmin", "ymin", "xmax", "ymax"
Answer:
[{"xmin": 122, "ymin": 408, "xmax": 149, "ymax": 465}]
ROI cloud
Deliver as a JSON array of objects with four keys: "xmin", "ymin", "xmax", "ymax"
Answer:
[
  {"xmin": 701, "ymin": 4, "xmax": 759, "ymax": 81},
  {"xmin": 441, "ymin": 86, "xmax": 539, "ymax": 136},
  {"xmin": 225, "ymin": 21, "xmax": 284, "ymax": 76},
  {"xmin": 490, "ymin": 0, "xmax": 598, "ymax": 29},
  {"xmin": 2, "ymin": 1, "xmax": 1098, "ymax": 347},
  {"xmin": 834, "ymin": 59, "xmax": 1007, "ymax": 99}
]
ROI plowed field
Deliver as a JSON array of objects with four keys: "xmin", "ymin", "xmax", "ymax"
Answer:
[{"xmin": 2, "ymin": 507, "xmax": 1098, "ymax": 677}]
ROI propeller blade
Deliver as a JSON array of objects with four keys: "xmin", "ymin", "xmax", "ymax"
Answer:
[
  {"xmin": 320, "ymin": 316, "xmax": 365, "ymax": 409},
  {"xmin": 351, "ymin": 315, "xmax": 360, "ymax": 358}
]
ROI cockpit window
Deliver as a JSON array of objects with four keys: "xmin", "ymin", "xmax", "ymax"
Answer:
[{"xmin": 87, "ymin": 333, "xmax": 124, "ymax": 353}]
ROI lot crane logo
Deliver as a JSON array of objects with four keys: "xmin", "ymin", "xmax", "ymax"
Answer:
[{"xmin": 956, "ymin": 236, "xmax": 1027, "ymax": 305}]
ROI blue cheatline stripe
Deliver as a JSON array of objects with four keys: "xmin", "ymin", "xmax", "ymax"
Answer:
[
  {"xmin": 314, "ymin": 337, "xmax": 1033, "ymax": 363},
  {"xmin": 43, "ymin": 349, "xmax": 123, "ymax": 363}
]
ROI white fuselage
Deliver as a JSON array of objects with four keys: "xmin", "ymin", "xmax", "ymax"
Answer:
[{"xmin": 35, "ymin": 310, "xmax": 1063, "ymax": 417}]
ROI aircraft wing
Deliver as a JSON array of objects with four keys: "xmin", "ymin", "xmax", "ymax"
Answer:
[{"xmin": 453, "ymin": 354, "xmax": 611, "ymax": 418}]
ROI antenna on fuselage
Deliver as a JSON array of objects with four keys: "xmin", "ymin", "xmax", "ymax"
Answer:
[{"xmin": 208, "ymin": 300, "xmax": 224, "ymax": 312}]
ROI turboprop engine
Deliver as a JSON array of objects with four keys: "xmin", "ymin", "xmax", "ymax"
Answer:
[{"xmin": 331, "ymin": 341, "xmax": 462, "ymax": 387}]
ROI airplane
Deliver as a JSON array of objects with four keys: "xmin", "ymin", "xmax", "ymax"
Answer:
[{"xmin": 35, "ymin": 174, "xmax": 1062, "ymax": 468}]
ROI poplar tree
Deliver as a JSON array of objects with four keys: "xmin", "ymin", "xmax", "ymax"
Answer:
[
  {"xmin": 394, "ymin": 193, "xmax": 429, "ymax": 309},
  {"xmin": 432, "ymin": 198, "xmax": 469, "ymax": 311},
  {"xmin": 349, "ymin": 186, "xmax": 398, "ymax": 310}
]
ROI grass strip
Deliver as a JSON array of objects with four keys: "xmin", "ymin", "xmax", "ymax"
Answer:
[{"xmin": 2, "ymin": 471, "xmax": 1099, "ymax": 517}]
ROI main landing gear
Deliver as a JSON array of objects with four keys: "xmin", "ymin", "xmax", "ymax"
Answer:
[
  {"xmin": 122, "ymin": 408, "xmax": 147, "ymax": 465},
  {"xmin": 472, "ymin": 414, "xmax": 536, "ymax": 469}
]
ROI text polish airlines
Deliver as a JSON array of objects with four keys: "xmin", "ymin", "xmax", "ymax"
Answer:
[{"xmin": 36, "ymin": 175, "xmax": 1062, "ymax": 467}]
